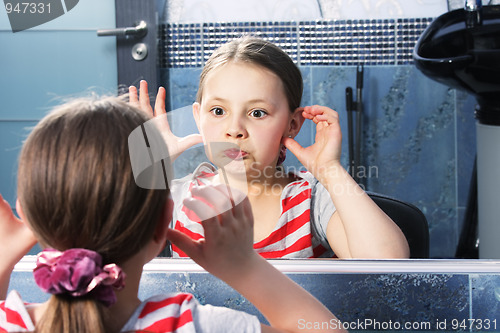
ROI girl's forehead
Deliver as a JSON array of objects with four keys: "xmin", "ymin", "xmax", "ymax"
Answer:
[
  {"xmin": 202, "ymin": 61, "xmax": 286, "ymax": 102},
  {"xmin": 209, "ymin": 61, "xmax": 279, "ymax": 81}
]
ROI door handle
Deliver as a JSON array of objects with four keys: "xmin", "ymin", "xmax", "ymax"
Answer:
[{"xmin": 97, "ymin": 20, "xmax": 147, "ymax": 38}]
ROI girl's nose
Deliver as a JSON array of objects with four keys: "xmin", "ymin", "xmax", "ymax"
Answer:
[{"xmin": 225, "ymin": 117, "xmax": 248, "ymax": 139}]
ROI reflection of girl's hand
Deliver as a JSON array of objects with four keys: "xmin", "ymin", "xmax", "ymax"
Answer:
[
  {"xmin": 166, "ymin": 185, "xmax": 256, "ymax": 280},
  {"xmin": 283, "ymin": 105, "xmax": 342, "ymax": 183},
  {"xmin": 129, "ymin": 80, "xmax": 202, "ymax": 159}
]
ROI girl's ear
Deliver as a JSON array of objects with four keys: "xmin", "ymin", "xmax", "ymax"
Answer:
[
  {"xmin": 15, "ymin": 199, "xmax": 27, "ymax": 222},
  {"xmin": 153, "ymin": 197, "xmax": 174, "ymax": 245},
  {"xmin": 288, "ymin": 107, "xmax": 306, "ymax": 138},
  {"xmin": 192, "ymin": 102, "xmax": 203, "ymax": 135}
]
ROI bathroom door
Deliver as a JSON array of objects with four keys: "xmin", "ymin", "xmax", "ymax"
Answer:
[{"xmin": 100, "ymin": 0, "xmax": 157, "ymax": 92}]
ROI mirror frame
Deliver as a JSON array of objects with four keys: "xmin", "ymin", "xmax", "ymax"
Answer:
[{"xmin": 15, "ymin": 256, "xmax": 500, "ymax": 274}]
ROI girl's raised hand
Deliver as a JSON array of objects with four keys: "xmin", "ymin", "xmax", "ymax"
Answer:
[
  {"xmin": 129, "ymin": 80, "xmax": 203, "ymax": 159},
  {"xmin": 283, "ymin": 105, "xmax": 342, "ymax": 183},
  {"xmin": 166, "ymin": 185, "xmax": 257, "ymax": 280},
  {"xmin": 0, "ymin": 195, "xmax": 37, "ymax": 298},
  {"xmin": 0, "ymin": 196, "xmax": 36, "ymax": 265}
]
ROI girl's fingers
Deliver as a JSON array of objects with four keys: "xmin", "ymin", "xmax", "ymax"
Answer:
[
  {"xmin": 282, "ymin": 136, "xmax": 305, "ymax": 158},
  {"xmin": 182, "ymin": 185, "xmax": 236, "ymax": 226},
  {"xmin": 302, "ymin": 105, "xmax": 339, "ymax": 125},
  {"xmin": 154, "ymin": 87, "xmax": 167, "ymax": 117},
  {"xmin": 190, "ymin": 185, "xmax": 234, "ymax": 216},
  {"xmin": 181, "ymin": 196, "xmax": 225, "ymax": 248},
  {"xmin": 166, "ymin": 228, "xmax": 203, "ymax": 260},
  {"xmin": 232, "ymin": 195, "xmax": 254, "ymax": 229},
  {"xmin": 139, "ymin": 80, "xmax": 152, "ymax": 111},
  {"xmin": 302, "ymin": 105, "xmax": 338, "ymax": 117},
  {"xmin": 183, "ymin": 196, "xmax": 221, "ymax": 222},
  {"xmin": 211, "ymin": 184, "xmax": 249, "ymax": 213},
  {"xmin": 129, "ymin": 86, "xmax": 139, "ymax": 107}
]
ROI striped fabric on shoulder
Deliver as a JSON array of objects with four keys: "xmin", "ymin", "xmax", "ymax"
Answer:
[
  {"xmin": 122, "ymin": 293, "xmax": 197, "ymax": 332},
  {"xmin": 254, "ymin": 179, "xmax": 314, "ymax": 258},
  {"xmin": 0, "ymin": 291, "xmax": 35, "ymax": 332}
]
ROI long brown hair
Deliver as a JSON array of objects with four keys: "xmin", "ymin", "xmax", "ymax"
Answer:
[
  {"xmin": 17, "ymin": 96, "xmax": 168, "ymax": 333},
  {"xmin": 196, "ymin": 36, "xmax": 303, "ymax": 112}
]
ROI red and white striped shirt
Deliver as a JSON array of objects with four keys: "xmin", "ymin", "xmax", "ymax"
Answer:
[
  {"xmin": 170, "ymin": 163, "xmax": 336, "ymax": 259},
  {"xmin": 0, "ymin": 291, "xmax": 260, "ymax": 332}
]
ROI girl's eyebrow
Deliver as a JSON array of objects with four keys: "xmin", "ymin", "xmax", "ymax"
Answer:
[
  {"xmin": 206, "ymin": 96, "xmax": 228, "ymax": 104},
  {"xmin": 207, "ymin": 96, "xmax": 273, "ymax": 106}
]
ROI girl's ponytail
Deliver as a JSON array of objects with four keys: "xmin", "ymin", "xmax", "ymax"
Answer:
[{"xmin": 37, "ymin": 296, "xmax": 106, "ymax": 333}]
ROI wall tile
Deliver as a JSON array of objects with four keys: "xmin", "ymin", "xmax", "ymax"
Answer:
[
  {"xmin": 8, "ymin": 272, "xmax": 48, "ymax": 303},
  {"xmin": 310, "ymin": 66, "xmax": 353, "ymax": 169},
  {"xmin": 138, "ymin": 272, "xmax": 471, "ymax": 329},
  {"xmin": 7, "ymin": 270, "xmax": 485, "ymax": 330},
  {"xmin": 318, "ymin": 0, "xmax": 447, "ymax": 20},
  {"xmin": 470, "ymin": 274, "xmax": 500, "ymax": 332},
  {"xmin": 161, "ymin": 0, "xmax": 448, "ymax": 23},
  {"xmin": 309, "ymin": 65, "xmax": 464, "ymax": 257},
  {"xmin": 318, "ymin": 273, "xmax": 469, "ymax": 330},
  {"xmin": 166, "ymin": 68, "xmax": 201, "ymax": 110},
  {"xmin": 162, "ymin": 0, "xmax": 322, "ymax": 23},
  {"xmin": 456, "ymin": 91, "xmax": 478, "ymax": 207}
]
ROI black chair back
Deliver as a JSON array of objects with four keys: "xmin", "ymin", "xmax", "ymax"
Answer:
[{"xmin": 368, "ymin": 192, "xmax": 430, "ymax": 258}]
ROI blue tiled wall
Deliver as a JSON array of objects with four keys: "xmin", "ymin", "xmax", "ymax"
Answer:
[
  {"xmin": 160, "ymin": 64, "xmax": 478, "ymax": 259},
  {"xmin": 9, "ymin": 268, "xmax": 500, "ymax": 332}
]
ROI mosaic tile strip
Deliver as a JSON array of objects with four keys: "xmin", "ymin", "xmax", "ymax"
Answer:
[
  {"xmin": 160, "ymin": 18, "xmax": 433, "ymax": 68},
  {"xmin": 201, "ymin": 22, "xmax": 299, "ymax": 65},
  {"xmin": 159, "ymin": 23, "xmax": 203, "ymax": 68}
]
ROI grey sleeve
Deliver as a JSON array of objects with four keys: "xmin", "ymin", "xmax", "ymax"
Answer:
[
  {"xmin": 310, "ymin": 179, "xmax": 336, "ymax": 243},
  {"xmin": 193, "ymin": 303, "xmax": 261, "ymax": 333}
]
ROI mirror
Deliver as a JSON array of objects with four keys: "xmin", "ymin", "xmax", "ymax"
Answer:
[
  {"xmin": 1, "ymin": 0, "xmax": 498, "ymax": 261},
  {"xmin": 156, "ymin": 0, "xmax": 482, "ymax": 260}
]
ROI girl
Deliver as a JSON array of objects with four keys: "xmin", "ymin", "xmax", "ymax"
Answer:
[
  {"xmin": 0, "ymin": 96, "xmax": 342, "ymax": 332},
  {"xmin": 132, "ymin": 36, "xmax": 410, "ymax": 259},
  {"xmin": 129, "ymin": 36, "xmax": 409, "ymax": 258}
]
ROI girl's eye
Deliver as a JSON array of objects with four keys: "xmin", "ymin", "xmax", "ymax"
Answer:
[
  {"xmin": 210, "ymin": 107, "xmax": 225, "ymax": 116},
  {"xmin": 250, "ymin": 109, "xmax": 267, "ymax": 118}
]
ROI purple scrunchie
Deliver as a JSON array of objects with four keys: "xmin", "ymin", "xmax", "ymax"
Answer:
[{"xmin": 33, "ymin": 248, "xmax": 126, "ymax": 307}]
